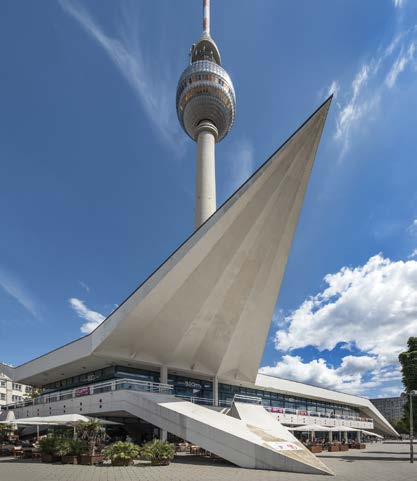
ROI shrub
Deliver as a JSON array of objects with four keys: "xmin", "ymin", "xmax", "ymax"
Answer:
[
  {"xmin": 103, "ymin": 441, "xmax": 140, "ymax": 466},
  {"xmin": 55, "ymin": 439, "xmax": 71, "ymax": 457},
  {"xmin": 69, "ymin": 439, "xmax": 87, "ymax": 456},
  {"xmin": 39, "ymin": 436, "xmax": 57, "ymax": 455},
  {"xmin": 141, "ymin": 439, "xmax": 175, "ymax": 466}
]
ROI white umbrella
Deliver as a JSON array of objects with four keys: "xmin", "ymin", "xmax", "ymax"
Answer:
[
  {"xmin": 330, "ymin": 426, "xmax": 360, "ymax": 432},
  {"xmin": 360, "ymin": 430, "xmax": 384, "ymax": 439},
  {"xmin": 289, "ymin": 424, "xmax": 333, "ymax": 432}
]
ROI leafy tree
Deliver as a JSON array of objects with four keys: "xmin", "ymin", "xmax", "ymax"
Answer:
[
  {"xmin": 398, "ymin": 337, "xmax": 417, "ymax": 430},
  {"xmin": 0, "ymin": 424, "xmax": 13, "ymax": 442},
  {"xmin": 23, "ymin": 386, "xmax": 41, "ymax": 400}
]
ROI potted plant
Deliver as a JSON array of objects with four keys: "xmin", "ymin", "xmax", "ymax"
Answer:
[
  {"xmin": 103, "ymin": 441, "xmax": 140, "ymax": 466},
  {"xmin": 141, "ymin": 439, "xmax": 176, "ymax": 466},
  {"xmin": 76, "ymin": 419, "xmax": 107, "ymax": 465},
  {"xmin": 39, "ymin": 436, "xmax": 59, "ymax": 463},
  {"xmin": 62, "ymin": 439, "xmax": 87, "ymax": 465},
  {"xmin": 55, "ymin": 439, "xmax": 71, "ymax": 462}
]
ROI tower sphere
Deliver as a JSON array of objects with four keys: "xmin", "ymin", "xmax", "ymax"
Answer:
[{"xmin": 176, "ymin": 33, "xmax": 236, "ymax": 142}]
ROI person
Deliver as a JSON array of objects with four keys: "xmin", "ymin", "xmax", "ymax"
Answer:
[{"xmin": 126, "ymin": 434, "xmax": 132, "ymax": 443}]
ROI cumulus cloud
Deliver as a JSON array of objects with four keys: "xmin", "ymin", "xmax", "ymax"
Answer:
[
  {"xmin": 58, "ymin": 0, "xmax": 185, "ymax": 155},
  {"xmin": 409, "ymin": 249, "xmax": 417, "ymax": 259},
  {"xmin": 275, "ymin": 254, "xmax": 417, "ymax": 365},
  {"xmin": 260, "ymin": 355, "xmax": 380, "ymax": 394},
  {"xmin": 393, "ymin": 0, "xmax": 405, "ymax": 8},
  {"xmin": 69, "ymin": 297, "xmax": 105, "ymax": 334}
]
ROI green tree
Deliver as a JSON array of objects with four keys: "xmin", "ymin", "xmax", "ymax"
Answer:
[{"xmin": 398, "ymin": 337, "xmax": 417, "ymax": 430}]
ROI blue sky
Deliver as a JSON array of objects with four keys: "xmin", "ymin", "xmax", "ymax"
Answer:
[{"xmin": 1, "ymin": 0, "xmax": 417, "ymax": 398}]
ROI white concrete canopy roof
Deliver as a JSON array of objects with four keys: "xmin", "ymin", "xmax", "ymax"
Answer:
[{"xmin": 12, "ymin": 97, "xmax": 332, "ymax": 386}]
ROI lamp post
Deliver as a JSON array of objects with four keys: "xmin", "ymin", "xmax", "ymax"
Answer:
[{"xmin": 402, "ymin": 390, "xmax": 417, "ymax": 463}]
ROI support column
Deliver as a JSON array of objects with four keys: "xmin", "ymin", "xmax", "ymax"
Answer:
[
  {"xmin": 160, "ymin": 365, "xmax": 168, "ymax": 385},
  {"xmin": 328, "ymin": 431, "xmax": 333, "ymax": 443},
  {"xmin": 194, "ymin": 121, "xmax": 218, "ymax": 229},
  {"xmin": 356, "ymin": 430, "xmax": 361, "ymax": 443},
  {"xmin": 213, "ymin": 376, "xmax": 219, "ymax": 407},
  {"xmin": 160, "ymin": 366, "xmax": 168, "ymax": 442}
]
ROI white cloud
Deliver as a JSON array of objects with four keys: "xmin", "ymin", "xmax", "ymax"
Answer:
[
  {"xmin": 69, "ymin": 297, "xmax": 105, "ymax": 334},
  {"xmin": 260, "ymin": 355, "xmax": 381, "ymax": 394},
  {"xmin": 332, "ymin": 26, "xmax": 417, "ymax": 159},
  {"xmin": 386, "ymin": 43, "xmax": 416, "ymax": 88},
  {"xmin": 408, "ymin": 219, "xmax": 417, "ymax": 235},
  {"xmin": 327, "ymin": 80, "xmax": 339, "ymax": 99},
  {"xmin": 0, "ymin": 268, "xmax": 40, "ymax": 319},
  {"xmin": 275, "ymin": 254, "xmax": 417, "ymax": 368},
  {"xmin": 409, "ymin": 249, "xmax": 417, "ymax": 259},
  {"xmin": 393, "ymin": 0, "xmax": 405, "ymax": 8},
  {"xmin": 334, "ymin": 63, "xmax": 379, "ymax": 159},
  {"xmin": 78, "ymin": 280, "xmax": 90, "ymax": 293},
  {"xmin": 58, "ymin": 0, "xmax": 185, "ymax": 155}
]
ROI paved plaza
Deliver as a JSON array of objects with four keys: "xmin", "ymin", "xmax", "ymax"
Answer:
[{"xmin": 0, "ymin": 443, "xmax": 416, "ymax": 481}]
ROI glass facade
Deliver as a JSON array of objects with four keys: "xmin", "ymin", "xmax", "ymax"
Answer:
[{"xmin": 40, "ymin": 365, "xmax": 360, "ymax": 419}]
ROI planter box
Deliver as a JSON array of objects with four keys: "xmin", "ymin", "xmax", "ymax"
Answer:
[
  {"xmin": 151, "ymin": 459, "xmax": 171, "ymax": 466},
  {"xmin": 328, "ymin": 445, "xmax": 340, "ymax": 452},
  {"xmin": 80, "ymin": 454, "xmax": 104, "ymax": 465},
  {"xmin": 340, "ymin": 445, "xmax": 349, "ymax": 451},
  {"xmin": 111, "ymin": 458, "xmax": 134, "ymax": 466},
  {"xmin": 62, "ymin": 455, "xmax": 80, "ymax": 465},
  {"xmin": 308, "ymin": 445, "xmax": 323, "ymax": 453},
  {"xmin": 41, "ymin": 454, "xmax": 61, "ymax": 463}
]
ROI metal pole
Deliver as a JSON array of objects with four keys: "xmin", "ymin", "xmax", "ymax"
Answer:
[{"xmin": 410, "ymin": 393, "xmax": 414, "ymax": 463}]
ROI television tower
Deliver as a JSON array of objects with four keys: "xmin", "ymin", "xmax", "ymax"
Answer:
[{"xmin": 176, "ymin": 0, "xmax": 236, "ymax": 229}]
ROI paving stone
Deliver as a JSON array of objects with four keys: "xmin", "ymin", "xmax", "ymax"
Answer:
[{"xmin": 0, "ymin": 443, "xmax": 416, "ymax": 481}]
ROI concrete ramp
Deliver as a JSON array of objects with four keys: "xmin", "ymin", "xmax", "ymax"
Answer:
[
  {"xmin": 118, "ymin": 390, "xmax": 332, "ymax": 474},
  {"xmin": 228, "ymin": 402, "xmax": 333, "ymax": 475}
]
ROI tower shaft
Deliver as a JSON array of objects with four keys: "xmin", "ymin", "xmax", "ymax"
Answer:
[{"xmin": 195, "ymin": 121, "xmax": 217, "ymax": 228}]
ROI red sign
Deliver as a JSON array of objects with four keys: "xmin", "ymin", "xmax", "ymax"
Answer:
[{"xmin": 75, "ymin": 387, "xmax": 90, "ymax": 397}]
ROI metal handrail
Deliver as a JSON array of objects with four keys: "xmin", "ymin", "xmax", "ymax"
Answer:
[
  {"xmin": 2, "ymin": 378, "xmax": 173, "ymax": 410},
  {"xmin": 233, "ymin": 394, "xmax": 262, "ymax": 404}
]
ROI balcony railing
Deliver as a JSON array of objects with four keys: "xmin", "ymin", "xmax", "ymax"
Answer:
[
  {"xmin": 1, "ymin": 378, "xmax": 173, "ymax": 410},
  {"xmin": 1, "ymin": 378, "xmax": 373, "ymax": 424}
]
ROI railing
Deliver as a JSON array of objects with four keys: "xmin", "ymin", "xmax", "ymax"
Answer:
[
  {"xmin": 1, "ymin": 378, "xmax": 373, "ymax": 424},
  {"xmin": 176, "ymin": 394, "xmax": 214, "ymax": 405},
  {"xmin": 2, "ymin": 378, "xmax": 173, "ymax": 410},
  {"xmin": 233, "ymin": 394, "xmax": 262, "ymax": 405},
  {"xmin": 264, "ymin": 406, "xmax": 373, "ymax": 424}
]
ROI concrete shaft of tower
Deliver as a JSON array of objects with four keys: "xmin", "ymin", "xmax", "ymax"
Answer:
[{"xmin": 195, "ymin": 121, "xmax": 218, "ymax": 229}]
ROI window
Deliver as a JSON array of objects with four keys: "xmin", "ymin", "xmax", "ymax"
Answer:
[
  {"xmin": 0, "ymin": 393, "xmax": 5, "ymax": 400},
  {"xmin": 12, "ymin": 395, "xmax": 22, "ymax": 401},
  {"xmin": 0, "ymin": 381, "xmax": 6, "ymax": 388},
  {"xmin": 13, "ymin": 383, "xmax": 22, "ymax": 391}
]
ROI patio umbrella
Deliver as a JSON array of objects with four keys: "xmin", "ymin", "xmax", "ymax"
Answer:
[
  {"xmin": 360, "ymin": 430, "xmax": 384, "ymax": 439},
  {"xmin": 329, "ymin": 426, "xmax": 360, "ymax": 432},
  {"xmin": 0, "ymin": 414, "xmax": 120, "ymax": 439},
  {"xmin": 289, "ymin": 424, "xmax": 333, "ymax": 431}
]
